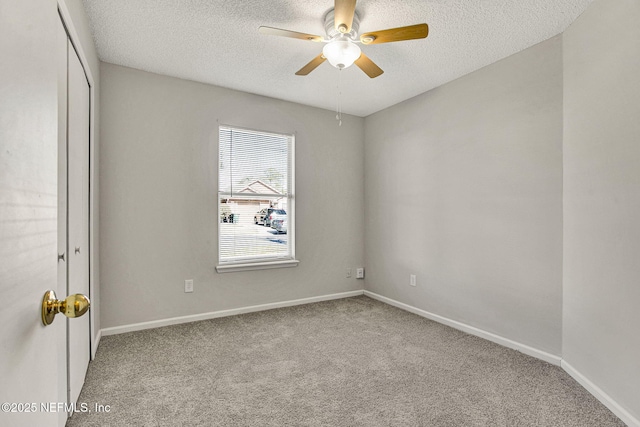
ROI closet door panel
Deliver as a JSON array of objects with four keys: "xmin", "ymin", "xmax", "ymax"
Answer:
[{"xmin": 67, "ymin": 39, "xmax": 90, "ymax": 406}]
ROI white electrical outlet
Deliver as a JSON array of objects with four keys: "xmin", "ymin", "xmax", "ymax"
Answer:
[
  {"xmin": 356, "ymin": 268, "xmax": 364, "ymax": 279},
  {"xmin": 410, "ymin": 274, "xmax": 417, "ymax": 287},
  {"xmin": 346, "ymin": 268, "xmax": 352, "ymax": 278},
  {"xmin": 185, "ymin": 279, "xmax": 194, "ymax": 293}
]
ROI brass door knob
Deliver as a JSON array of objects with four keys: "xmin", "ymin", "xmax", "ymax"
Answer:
[{"xmin": 41, "ymin": 290, "xmax": 90, "ymax": 326}]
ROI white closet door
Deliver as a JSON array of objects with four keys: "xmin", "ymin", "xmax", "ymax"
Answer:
[
  {"xmin": 67, "ymin": 39, "xmax": 91, "ymax": 406},
  {"xmin": 57, "ymin": 17, "xmax": 70, "ymax": 427}
]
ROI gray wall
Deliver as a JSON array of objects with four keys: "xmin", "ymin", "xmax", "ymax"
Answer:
[
  {"xmin": 99, "ymin": 63, "xmax": 365, "ymax": 328},
  {"xmin": 363, "ymin": 36, "xmax": 564, "ymax": 355},
  {"xmin": 563, "ymin": 0, "xmax": 640, "ymax": 420},
  {"xmin": 98, "ymin": 1, "xmax": 640, "ymax": 419}
]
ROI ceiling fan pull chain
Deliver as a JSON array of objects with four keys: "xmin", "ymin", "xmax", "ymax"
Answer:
[{"xmin": 337, "ymin": 69, "xmax": 343, "ymax": 126}]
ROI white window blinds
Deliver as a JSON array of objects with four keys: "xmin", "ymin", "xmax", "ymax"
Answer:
[{"xmin": 218, "ymin": 126, "xmax": 294, "ymax": 265}]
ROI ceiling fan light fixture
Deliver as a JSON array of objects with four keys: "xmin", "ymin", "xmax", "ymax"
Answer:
[{"xmin": 322, "ymin": 37, "xmax": 361, "ymax": 70}]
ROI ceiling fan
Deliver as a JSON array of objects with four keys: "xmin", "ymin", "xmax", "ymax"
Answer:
[{"xmin": 259, "ymin": 0, "xmax": 429, "ymax": 78}]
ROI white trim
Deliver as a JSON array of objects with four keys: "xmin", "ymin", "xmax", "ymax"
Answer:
[
  {"xmin": 363, "ymin": 291, "xmax": 562, "ymax": 366},
  {"xmin": 216, "ymin": 259, "xmax": 300, "ymax": 273},
  {"xmin": 217, "ymin": 125, "xmax": 295, "ymax": 266},
  {"xmin": 219, "ymin": 124, "xmax": 291, "ymax": 139},
  {"xmin": 562, "ymin": 360, "xmax": 640, "ymax": 427},
  {"xmin": 57, "ymin": 0, "xmax": 99, "ymax": 362},
  {"xmin": 101, "ymin": 290, "xmax": 364, "ymax": 336},
  {"xmin": 91, "ymin": 329, "xmax": 101, "ymax": 360},
  {"xmin": 57, "ymin": 1, "xmax": 94, "ymax": 87},
  {"xmin": 98, "ymin": 288, "xmax": 637, "ymax": 425},
  {"xmin": 289, "ymin": 132, "xmax": 296, "ymax": 260}
]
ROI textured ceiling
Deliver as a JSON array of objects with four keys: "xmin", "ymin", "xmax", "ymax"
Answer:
[{"xmin": 83, "ymin": 0, "xmax": 593, "ymax": 117}]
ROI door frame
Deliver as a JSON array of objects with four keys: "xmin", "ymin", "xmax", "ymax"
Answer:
[
  {"xmin": 57, "ymin": 0, "xmax": 99, "ymax": 359},
  {"xmin": 56, "ymin": 4, "xmax": 98, "ymax": 426}
]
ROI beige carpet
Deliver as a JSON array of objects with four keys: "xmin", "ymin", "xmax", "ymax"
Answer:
[{"xmin": 67, "ymin": 296, "xmax": 625, "ymax": 426}]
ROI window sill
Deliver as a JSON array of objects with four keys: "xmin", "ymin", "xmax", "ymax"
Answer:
[{"xmin": 216, "ymin": 259, "xmax": 300, "ymax": 273}]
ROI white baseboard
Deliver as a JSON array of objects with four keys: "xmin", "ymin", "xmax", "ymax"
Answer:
[
  {"xmin": 100, "ymin": 290, "xmax": 364, "ymax": 336},
  {"xmin": 364, "ymin": 291, "xmax": 640, "ymax": 425},
  {"xmin": 562, "ymin": 360, "xmax": 639, "ymax": 427},
  {"xmin": 97, "ymin": 288, "xmax": 636, "ymax": 426},
  {"xmin": 91, "ymin": 329, "xmax": 102, "ymax": 360},
  {"xmin": 363, "ymin": 290, "xmax": 562, "ymax": 366}
]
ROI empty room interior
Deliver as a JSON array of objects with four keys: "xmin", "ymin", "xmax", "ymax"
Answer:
[{"xmin": 1, "ymin": 0, "xmax": 639, "ymax": 426}]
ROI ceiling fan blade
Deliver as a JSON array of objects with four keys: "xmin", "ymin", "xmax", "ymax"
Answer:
[
  {"xmin": 259, "ymin": 26, "xmax": 323, "ymax": 42},
  {"xmin": 334, "ymin": 0, "xmax": 357, "ymax": 34},
  {"xmin": 360, "ymin": 23, "xmax": 429, "ymax": 45},
  {"xmin": 354, "ymin": 53, "xmax": 384, "ymax": 78},
  {"xmin": 295, "ymin": 53, "xmax": 327, "ymax": 76}
]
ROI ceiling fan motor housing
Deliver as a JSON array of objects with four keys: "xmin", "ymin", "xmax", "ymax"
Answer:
[{"xmin": 324, "ymin": 9, "xmax": 360, "ymax": 41}]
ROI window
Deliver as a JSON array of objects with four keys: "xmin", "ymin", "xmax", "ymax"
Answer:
[{"xmin": 216, "ymin": 126, "xmax": 297, "ymax": 272}]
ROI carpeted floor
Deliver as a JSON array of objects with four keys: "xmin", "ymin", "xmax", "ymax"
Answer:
[{"xmin": 67, "ymin": 296, "xmax": 625, "ymax": 426}]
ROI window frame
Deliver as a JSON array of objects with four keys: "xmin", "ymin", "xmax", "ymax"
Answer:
[{"xmin": 215, "ymin": 124, "xmax": 298, "ymax": 273}]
